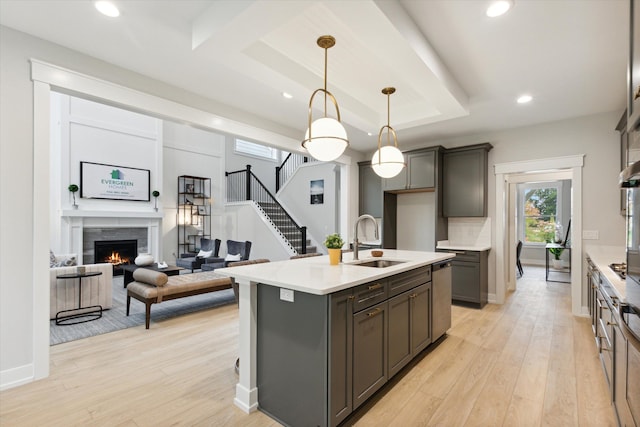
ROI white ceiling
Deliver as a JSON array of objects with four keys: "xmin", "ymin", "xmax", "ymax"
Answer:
[{"xmin": 0, "ymin": 0, "xmax": 628, "ymax": 154}]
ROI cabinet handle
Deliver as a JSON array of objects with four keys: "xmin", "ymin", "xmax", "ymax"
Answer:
[
  {"xmin": 409, "ymin": 293, "xmax": 418, "ymax": 299},
  {"xmin": 635, "ymin": 86, "xmax": 640, "ymax": 100},
  {"xmin": 598, "ymin": 337, "xmax": 612, "ymax": 351},
  {"xmin": 367, "ymin": 308, "xmax": 382, "ymax": 317},
  {"xmin": 607, "ymin": 321, "xmax": 618, "ymax": 326},
  {"xmin": 368, "ymin": 283, "xmax": 383, "ymax": 290},
  {"xmin": 347, "ymin": 295, "xmax": 355, "ymax": 300}
]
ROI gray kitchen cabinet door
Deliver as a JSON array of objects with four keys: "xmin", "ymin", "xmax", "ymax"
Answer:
[
  {"xmin": 451, "ymin": 261, "xmax": 481, "ymax": 303},
  {"xmin": 387, "ymin": 292, "xmax": 412, "ymax": 378},
  {"xmin": 353, "ymin": 301, "xmax": 388, "ymax": 410},
  {"xmin": 411, "ymin": 283, "xmax": 431, "ymax": 355},
  {"xmin": 442, "ymin": 144, "xmax": 491, "ymax": 217},
  {"xmin": 407, "ymin": 150, "xmax": 435, "ymax": 189},
  {"xmin": 382, "ymin": 166, "xmax": 407, "ymax": 191},
  {"xmin": 329, "ymin": 289, "xmax": 353, "ymax": 427},
  {"xmin": 358, "ymin": 162, "xmax": 382, "ymax": 217}
]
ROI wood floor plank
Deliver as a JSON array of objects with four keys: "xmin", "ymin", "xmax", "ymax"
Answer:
[{"xmin": 0, "ymin": 266, "xmax": 617, "ymax": 427}]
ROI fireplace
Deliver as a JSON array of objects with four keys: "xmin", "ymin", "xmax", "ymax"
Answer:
[{"xmin": 95, "ymin": 239, "xmax": 137, "ymax": 276}]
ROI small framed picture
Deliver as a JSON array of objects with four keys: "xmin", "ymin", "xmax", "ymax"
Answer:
[
  {"xmin": 310, "ymin": 179, "xmax": 324, "ymax": 205},
  {"xmin": 185, "ymin": 183, "xmax": 195, "ymax": 194},
  {"xmin": 197, "ymin": 205, "xmax": 207, "ymax": 215}
]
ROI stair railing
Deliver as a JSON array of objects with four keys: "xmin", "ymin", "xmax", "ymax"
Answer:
[
  {"xmin": 275, "ymin": 152, "xmax": 311, "ymax": 192},
  {"xmin": 227, "ymin": 165, "xmax": 307, "ymax": 254}
]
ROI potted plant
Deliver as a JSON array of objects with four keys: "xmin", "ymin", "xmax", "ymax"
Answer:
[
  {"xmin": 152, "ymin": 190, "xmax": 160, "ymax": 211},
  {"xmin": 549, "ymin": 245, "xmax": 564, "ymax": 269},
  {"xmin": 324, "ymin": 233, "xmax": 344, "ymax": 265},
  {"xmin": 68, "ymin": 184, "xmax": 79, "ymax": 209}
]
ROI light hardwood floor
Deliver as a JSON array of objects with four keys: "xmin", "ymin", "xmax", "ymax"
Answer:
[{"xmin": 0, "ymin": 266, "xmax": 616, "ymax": 426}]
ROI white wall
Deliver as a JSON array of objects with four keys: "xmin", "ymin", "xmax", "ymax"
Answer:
[
  {"xmin": 396, "ymin": 192, "xmax": 436, "ymax": 251},
  {"xmin": 278, "ymin": 162, "xmax": 339, "ymax": 251},
  {"xmin": 223, "ymin": 202, "xmax": 293, "ymax": 261},
  {"xmin": 49, "ymin": 93, "xmax": 163, "ymax": 250},
  {"xmin": 162, "ymin": 121, "xmax": 226, "ymax": 263}
]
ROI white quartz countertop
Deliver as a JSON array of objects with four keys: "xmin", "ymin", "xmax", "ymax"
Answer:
[
  {"xmin": 586, "ymin": 245, "xmax": 627, "ymax": 302},
  {"xmin": 214, "ymin": 249, "xmax": 455, "ymax": 295},
  {"xmin": 436, "ymin": 241, "xmax": 491, "ymax": 252}
]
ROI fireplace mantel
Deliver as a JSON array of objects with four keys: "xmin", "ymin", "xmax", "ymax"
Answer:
[
  {"xmin": 60, "ymin": 211, "xmax": 163, "ymax": 265},
  {"xmin": 61, "ymin": 210, "xmax": 163, "ymax": 219}
]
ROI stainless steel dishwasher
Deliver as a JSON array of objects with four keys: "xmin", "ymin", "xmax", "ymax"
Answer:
[{"xmin": 432, "ymin": 260, "xmax": 452, "ymax": 341}]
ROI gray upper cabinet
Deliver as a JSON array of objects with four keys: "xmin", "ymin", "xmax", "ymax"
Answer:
[
  {"xmin": 442, "ymin": 143, "xmax": 492, "ymax": 217},
  {"xmin": 408, "ymin": 150, "xmax": 435, "ymax": 189},
  {"xmin": 358, "ymin": 161, "xmax": 382, "ymax": 217},
  {"xmin": 382, "ymin": 148, "xmax": 436, "ymax": 192},
  {"xmin": 381, "ymin": 165, "xmax": 407, "ymax": 191}
]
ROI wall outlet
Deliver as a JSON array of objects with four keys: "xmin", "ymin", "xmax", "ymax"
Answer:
[
  {"xmin": 583, "ymin": 230, "xmax": 599, "ymax": 240},
  {"xmin": 280, "ymin": 288, "xmax": 294, "ymax": 303}
]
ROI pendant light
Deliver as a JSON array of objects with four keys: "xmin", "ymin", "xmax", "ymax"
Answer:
[
  {"xmin": 372, "ymin": 87, "xmax": 405, "ymax": 178},
  {"xmin": 302, "ymin": 35, "xmax": 349, "ymax": 162}
]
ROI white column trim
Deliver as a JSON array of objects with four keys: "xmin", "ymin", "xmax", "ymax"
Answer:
[
  {"xmin": 33, "ymin": 80, "xmax": 51, "ymax": 381},
  {"xmin": 234, "ymin": 279, "xmax": 259, "ymax": 413},
  {"xmin": 494, "ymin": 154, "xmax": 584, "ymax": 174}
]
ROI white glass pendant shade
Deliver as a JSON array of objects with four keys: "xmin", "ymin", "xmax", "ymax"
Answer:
[
  {"xmin": 371, "ymin": 145, "xmax": 405, "ymax": 178},
  {"xmin": 304, "ymin": 117, "xmax": 348, "ymax": 161}
]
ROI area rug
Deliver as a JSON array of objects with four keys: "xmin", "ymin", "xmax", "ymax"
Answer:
[{"xmin": 50, "ymin": 275, "xmax": 236, "ymax": 345}]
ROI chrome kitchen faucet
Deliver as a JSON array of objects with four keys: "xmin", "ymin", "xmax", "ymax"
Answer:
[{"xmin": 353, "ymin": 214, "xmax": 379, "ymax": 261}]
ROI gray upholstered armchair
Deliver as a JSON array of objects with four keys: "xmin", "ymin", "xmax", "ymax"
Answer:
[
  {"xmin": 202, "ymin": 240, "xmax": 252, "ymax": 271},
  {"xmin": 175, "ymin": 238, "xmax": 221, "ymax": 272}
]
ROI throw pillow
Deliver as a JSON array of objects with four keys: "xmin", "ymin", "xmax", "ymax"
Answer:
[
  {"xmin": 225, "ymin": 253, "xmax": 242, "ymax": 262},
  {"xmin": 51, "ymin": 254, "xmax": 77, "ymax": 268},
  {"xmin": 61, "ymin": 256, "xmax": 77, "ymax": 267},
  {"xmin": 197, "ymin": 249, "xmax": 213, "ymax": 258},
  {"xmin": 133, "ymin": 269, "xmax": 169, "ymax": 287},
  {"xmin": 50, "ymin": 250, "xmax": 57, "ymax": 267}
]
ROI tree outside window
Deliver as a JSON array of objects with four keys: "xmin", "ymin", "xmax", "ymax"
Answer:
[{"xmin": 522, "ymin": 187, "xmax": 559, "ymax": 244}]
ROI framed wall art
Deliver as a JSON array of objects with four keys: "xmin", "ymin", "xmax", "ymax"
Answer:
[{"xmin": 80, "ymin": 161, "xmax": 150, "ymax": 201}]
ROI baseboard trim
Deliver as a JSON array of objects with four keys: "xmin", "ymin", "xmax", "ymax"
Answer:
[
  {"xmin": 488, "ymin": 293, "xmax": 497, "ymax": 304},
  {"xmin": 0, "ymin": 363, "xmax": 34, "ymax": 391}
]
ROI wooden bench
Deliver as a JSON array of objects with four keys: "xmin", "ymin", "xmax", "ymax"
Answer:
[
  {"xmin": 126, "ymin": 259, "xmax": 270, "ymax": 329},
  {"xmin": 126, "ymin": 269, "xmax": 233, "ymax": 329}
]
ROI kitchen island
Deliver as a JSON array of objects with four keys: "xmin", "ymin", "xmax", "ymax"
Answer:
[{"xmin": 214, "ymin": 249, "xmax": 454, "ymax": 427}]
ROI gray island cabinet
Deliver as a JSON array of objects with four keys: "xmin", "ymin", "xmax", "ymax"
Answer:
[{"xmin": 216, "ymin": 250, "xmax": 453, "ymax": 427}]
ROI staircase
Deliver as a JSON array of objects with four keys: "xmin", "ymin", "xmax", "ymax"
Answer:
[
  {"xmin": 257, "ymin": 202, "xmax": 316, "ymax": 254},
  {"xmin": 226, "ymin": 165, "xmax": 310, "ymax": 255}
]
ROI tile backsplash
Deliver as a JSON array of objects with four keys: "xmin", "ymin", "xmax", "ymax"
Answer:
[{"xmin": 447, "ymin": 217, "xmax": 491, "ymax": 246}]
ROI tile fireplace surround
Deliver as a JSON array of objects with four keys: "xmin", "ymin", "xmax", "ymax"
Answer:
[{"xmin": 60, "ymin": 210, "xmax": 163, "ymax": 265}]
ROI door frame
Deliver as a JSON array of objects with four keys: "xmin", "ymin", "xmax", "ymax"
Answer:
[{"xmin": 494, "ymin": 155, "xmax": 584, "ymax": 315}]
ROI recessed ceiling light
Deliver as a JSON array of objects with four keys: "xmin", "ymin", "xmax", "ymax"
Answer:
[
  {"xmin": 486, "ymin": 0, "xmax": 513, "ymax": 18},
  {"xmin": 95, "ymin": 1, "xmax": 120, "ymax": 18},
  {"xmin": 367, "ymin": 132, "xmax": 373, "ymax": 136},
  {"xmin": 517, "ymin": 94, "xmax": 532, "ymax": 104},
  {"xmin": 282, "ymin": 92, "xmax": 293, "ymax": 99}
]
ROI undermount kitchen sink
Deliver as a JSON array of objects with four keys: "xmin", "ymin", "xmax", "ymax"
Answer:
[{"xmin": 350, "ymin": 259, "xmax": 406, "ymax": 268}]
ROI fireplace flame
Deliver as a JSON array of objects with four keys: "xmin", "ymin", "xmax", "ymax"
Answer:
[{"xmin": 106, "ymin": 251, "xmax": 129, "ymax": 266}]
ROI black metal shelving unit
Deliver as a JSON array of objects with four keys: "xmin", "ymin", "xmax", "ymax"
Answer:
[{"xmin": 177, "ymin": 175, "xmax": 211, "ymax": 256}]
